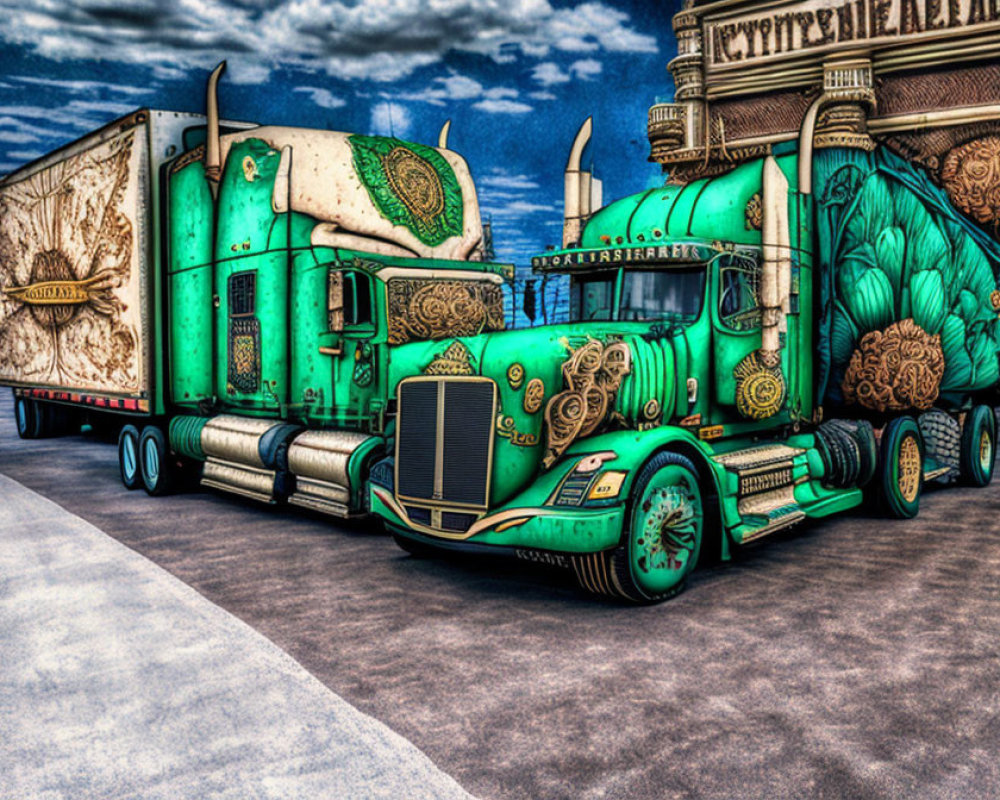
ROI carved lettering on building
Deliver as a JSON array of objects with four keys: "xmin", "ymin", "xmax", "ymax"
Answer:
[{"xmin": 707, "ymin": 0, "xmax": 1000, "ymax": 68}]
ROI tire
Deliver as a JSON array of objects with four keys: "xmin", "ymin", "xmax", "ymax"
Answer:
[
  {"xmin": 14, "ymin": 395, "xmax": 36, "ymax": 439},
  {"xmin": 139, "ymin": 425, "xmax": 174, "ymax": 496},
  {"xmin": 959, "ymin": 405, "xmax": 996, "ymax": 487},
  {"xmin": 879, "ymin": 416, "xmax": 924, "ymax": 519},
  {"xmin": 118, "ymin": 424, "xmax": 142, "ymax": 490},
  {"xmin": 603, "ymin": 451, "xmax": 703, "ymax": 604}
]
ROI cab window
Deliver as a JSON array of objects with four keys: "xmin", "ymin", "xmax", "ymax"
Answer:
[
  {"xmin": 570, "ymin": 274, "xmax": 615, "ymax": 321},
  {"xmin": 718, "ymin": 254, "xmax": 761, "ymax": 331},
  {"xmin": 343, "ymin": 271, "xmax": 372, "ymax": 327},
  {"xmin": 329, "ymin": 269, "xmax": 373, "ymax": 332}
]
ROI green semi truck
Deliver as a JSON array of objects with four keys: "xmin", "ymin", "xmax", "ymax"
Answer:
[
  {"xmin": 370, "ymin": 2, "xmax": 1000, "ymax": 601},
  {"xmin": 0, "ymin": 64, "xmax": 511, "ymax": 517}
]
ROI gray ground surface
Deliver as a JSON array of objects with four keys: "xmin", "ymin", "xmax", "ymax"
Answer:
[
  {"xmin": 0, "ymin": 472, "xmax": 472, "ymax": 800},
  {"xmin": 2, "ymin": 411, "xmax": 1000, "ymax": 799}
]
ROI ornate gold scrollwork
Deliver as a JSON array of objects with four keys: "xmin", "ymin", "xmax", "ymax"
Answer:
[
  {"xmin": 507, "ymin": 363, "xmax": 525, "ymax": 390},
  {"xmin": 842, "ymin": 319, "xmax": 944, "ymax": 412},
  {"xmin": 387, "ymin": 279, "xmax": 505, "ymax": 345},
  {"xmin": 542, "ymin": 339, "xmax": 632, "ymax": 468},
  {"xmin": 424, "ymin": 341, "xmax": 475, "ymax": 376},
  {"xmin": 734, "ymin": 351, "xmax": 786, "ymax": 421},
  {"xmin": 523, "ymin": 378, "xmax": 545, "ymax": 414},
  {"xmin": 744, "ymin": 192, "xmax": 763, "ymax": 231},
  {"xmin": 496, "ymin": 415, "xmax": 539, "ymax": 447},
  {"xmin": 941, "ymin": 136, "xmax": 1000, "ymax": 236}
]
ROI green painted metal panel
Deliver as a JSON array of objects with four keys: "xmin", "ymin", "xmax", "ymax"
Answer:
[
  {"xmin": 214, "ymin": 138, "xmax": 288, "ymax": 414},
  {"xmin": 167, "ymin": 160, "xmax": 215, "ymax": 406}
]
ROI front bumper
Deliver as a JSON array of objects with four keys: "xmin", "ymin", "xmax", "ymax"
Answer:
[{"xmin": 370, "ymin": 487, "xmax": 626, "ymax": 555}]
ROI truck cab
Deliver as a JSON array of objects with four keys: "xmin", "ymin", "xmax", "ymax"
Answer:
[{"xmin": 371, "ymin": 137, "xmax": 1000, "ymax": 603}]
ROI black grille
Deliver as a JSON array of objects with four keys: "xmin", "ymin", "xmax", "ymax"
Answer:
[
  {"xmin": 397, "ymin": 382, "xmax": 437, "ymax": 501},
  {"xmin": 441, "ymin": 382, "xmax": 494, "ymax": 506},
  {"xmin": 440, "ymin": 512, "xmax": 477, "ymax": 532},
  {"xmin": 405, "ymin": 506, "xmax": 432, "ymax": 525},
  {"xmin": 229, "ymin": 271, "xmax": 256, "ymax": 316},
  {"xmin": 396, "ymin": 378, "xmax": 495, "ymax": 509}
]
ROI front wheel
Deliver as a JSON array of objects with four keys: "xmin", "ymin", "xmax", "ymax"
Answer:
[
  {"xmin": 959, "ymin": 405, "xmax": 996, "ymax": 487},
  {"xmin": 879, "ymin": 416, "xmax": 924, "ymax": 519},
  {"xmin": 604, "ymin": 452, "xmax": 703, "ymax": 603}
]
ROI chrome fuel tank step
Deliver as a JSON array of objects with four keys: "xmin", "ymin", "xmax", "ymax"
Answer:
[
  {"xmin": 287, "ymin": 430, "xmax": 378, "ymax": 518},
  {"xmin": 197, "ymin": 415, "xmax": 301, "ymax": 503}
]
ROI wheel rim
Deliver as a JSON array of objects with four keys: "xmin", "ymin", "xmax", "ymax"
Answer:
[
  {"xmin": 630, "ymin": 465, "xmax": 702, "ymax": 596},
  {"xmin": 979, "ymin": 428, "xmax": 993, "ymax": 474},
  {"xmin": 143, "ymin": 437, "xmax": 160, "ymax": 485},
  {"xmin": 16, "ymin": 400, "xmax": 27, "ymax": 433},
  {"xmin": 122, "ymin": 434, "xmax": 138, "ymax": 480},
  {"xmin": 897, "ymin": 433, "xmax": 921, "ymax": 504}
]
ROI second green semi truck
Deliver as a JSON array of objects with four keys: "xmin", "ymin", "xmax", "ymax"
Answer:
[{"xmin": 370, "ymin": 2, "xmax": 1000, "ymax": 601}]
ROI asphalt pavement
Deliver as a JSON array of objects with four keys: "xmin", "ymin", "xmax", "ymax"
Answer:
[{"xmin": 3, "ymin": 411, "xmax": 1000, "ymax": 799}]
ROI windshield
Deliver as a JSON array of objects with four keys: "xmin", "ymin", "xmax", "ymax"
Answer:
[
  {"xmin": 569, "ymin": 267, "xmax": 706, "ymax": 323},
  {"xmin": 621, "ymin": 268, "xmax": 705, "ymax": 322}
]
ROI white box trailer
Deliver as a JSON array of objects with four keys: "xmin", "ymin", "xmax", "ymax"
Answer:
[{"xmin": 0, "ymin": 110, "xmax": 254, "ymax": 417}]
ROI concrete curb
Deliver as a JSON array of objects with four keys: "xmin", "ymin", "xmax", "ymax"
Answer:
[{"xmin": 0, "ymin": 473, "xmax": 475, "ymax": 800}]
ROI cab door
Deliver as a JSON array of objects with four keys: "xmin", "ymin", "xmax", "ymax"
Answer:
[
  {"xmin": 322, "ymin": 267, "xmax": 381, "ymax": 429},
  {"xmin": 710, "ymin": 251, "xmax": 765, "ymax": 416}
]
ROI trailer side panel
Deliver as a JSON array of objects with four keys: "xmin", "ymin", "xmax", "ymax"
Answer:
[{"xmin": 0, "ymin": 117, "xmax": 151, "ymax": 401}]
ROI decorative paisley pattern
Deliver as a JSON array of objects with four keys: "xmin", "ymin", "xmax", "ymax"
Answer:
[
  {"xmin": 842, "ymin": 319, "xmax": 945, "ymax": 412},
  {"xmin": 387, "ymin": 279, "xmax": 505, "ymax": 345},
  {"xmin": 349, "ymin": 135, "xmax": 463, "ymax": 246},
  {"xmin": 542, "ymin": 339, "xmax": 631, "ymax": 468}
]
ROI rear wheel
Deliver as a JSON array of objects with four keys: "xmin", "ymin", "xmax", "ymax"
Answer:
[
  {"xmin": 14, "ymin": 396, "xmax": 36, "ymax": 439},
  {"xmin": 118, "ymin": 425, "xmax": 142, "ymax": 490},
  {"xmin": 595, "ymin": 452, "xmax": 703, "ymax": 604},
  {"xmin": 139, "ymin": 425, "xmax": 175, "ymax": 496},
  {"xmin": 879, "ymin": 416, "xmax": 924, "ymax": 519},
  {"xmin": 959, "ymin": 405, "xmax": 996, "ymax": 487}
]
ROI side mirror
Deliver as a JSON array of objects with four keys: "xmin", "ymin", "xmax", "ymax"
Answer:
[{"xmin": 522, "ymin": 279, "xmax": 537, "ymax": 323}]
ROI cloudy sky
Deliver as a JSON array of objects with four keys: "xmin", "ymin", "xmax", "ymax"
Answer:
[{"xmin": 0, "ymin": 0, "xmax": 681, "ymax": 266}]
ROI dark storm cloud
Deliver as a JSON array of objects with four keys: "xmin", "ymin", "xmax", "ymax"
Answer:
[{"xmin": 0, "ymin": 0, "xmax": 656, "ymax": 82}]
